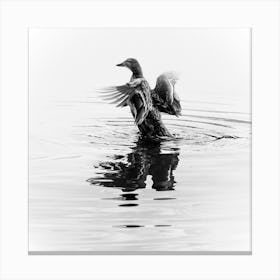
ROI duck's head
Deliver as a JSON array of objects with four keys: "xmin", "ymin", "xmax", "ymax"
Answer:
[{"xmin": 116, "ymin": 58, "xmax": 143, "ymax": 78}]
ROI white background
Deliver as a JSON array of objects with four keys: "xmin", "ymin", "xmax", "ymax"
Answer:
[
  {"xmin": 0, "ymin": 0, "xmax": 279, "ymax": 279},
  {"xmin": 29, "ymin": 28, "xmax": 251, "ymax": 112}
]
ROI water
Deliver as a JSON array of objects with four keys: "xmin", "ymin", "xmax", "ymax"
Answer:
[{"xmin": 29, "ymin": 92, "xmax": 251, "ymax": 253}]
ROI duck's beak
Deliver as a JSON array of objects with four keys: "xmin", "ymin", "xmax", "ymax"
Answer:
[{"xmin": 116, "ymin": 62, "xmax": 125, "ymax": 67}]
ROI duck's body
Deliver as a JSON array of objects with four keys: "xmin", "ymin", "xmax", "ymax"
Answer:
[
  {"xmin": 138, "ymin": 110, "xmax": 171, "ymax": 138},
  {"xmin": 99, "ymin": 58, "xmax": 181, "ymax": 139}
]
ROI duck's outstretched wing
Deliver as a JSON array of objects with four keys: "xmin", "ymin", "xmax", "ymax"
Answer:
[
  {"xmin": 97, "ymin": 78, "xmax": 152, "ymax": 125},
  {"xmin": 152, "ymin": 72, "xmax": 181, "ymax": 116},
  {"xmin": 97, "ymin": 85, "xmax": 135, "ymax": 108}
]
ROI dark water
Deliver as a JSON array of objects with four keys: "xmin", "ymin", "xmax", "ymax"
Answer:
[{"xmin": 29, "ymin": 95, "xmax": 251, "ymax": 252}]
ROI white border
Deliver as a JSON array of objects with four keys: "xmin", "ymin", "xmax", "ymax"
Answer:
[{"xmin": 0, "ymin": 0, "xmax": 279, "ymax": 279}]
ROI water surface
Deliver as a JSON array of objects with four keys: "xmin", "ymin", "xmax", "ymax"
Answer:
[{"xmin": 29, "ymin": 94, "xmax": 251, "ymax": 253}]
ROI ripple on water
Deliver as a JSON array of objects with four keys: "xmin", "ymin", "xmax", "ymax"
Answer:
[
  {"xmin": 30, "ymin": 98, "xmax": 251, "ymax": 252},
  {"xmin": 86, "ymin": 109, "xmax": 250, "ymax": 196}
]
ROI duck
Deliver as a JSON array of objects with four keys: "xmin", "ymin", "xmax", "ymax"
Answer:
[{"xmin": 98, "ymin": 58, "xmax": 181, "ymax": 139}]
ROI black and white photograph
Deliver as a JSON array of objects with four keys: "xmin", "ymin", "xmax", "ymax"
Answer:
[{"xmin": 29, "ymin": 28, "xmax": 251, "ymax": 253}]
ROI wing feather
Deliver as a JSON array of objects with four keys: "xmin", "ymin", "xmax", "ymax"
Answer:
[
  {"xmin": 97, "ymin": 79, "xmax": 152, "ymax": 125},
  {"xmin": 109, "ymin": 94, "xmax": 129, "ymax": 104},
  {"xmin": 153, "ymin": 72, "xmax": 181, "ymax": 116},
  {"xmin": 97, "ymin": 85, "xmax": 135, "ymax": 107},
  {"xmin": 117, "ymin": 96, "xmax": 131, "ymax": 107},
  {"xmin": 102, "ymin": 93, "xmax": 126, "ymax": 100}
]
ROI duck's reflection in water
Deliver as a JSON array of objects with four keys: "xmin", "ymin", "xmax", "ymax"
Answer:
[{"xmin": 87, "ymin": 139, "xmax": 180, "ymax": 198}]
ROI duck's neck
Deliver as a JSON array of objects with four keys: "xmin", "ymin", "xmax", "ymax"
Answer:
[{"xmin": 131, "ymin": 64, "xmax": 143, "ymax": 79}]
